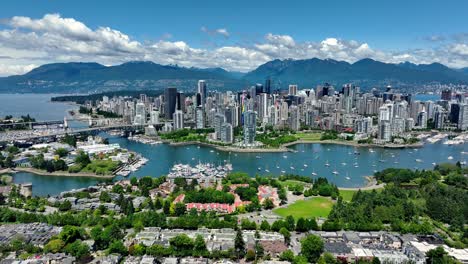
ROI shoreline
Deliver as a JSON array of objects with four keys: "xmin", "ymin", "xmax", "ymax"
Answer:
[
  {"xmin": 12, "ymin": 167, "xmax": 114, "ymax": 179},
  {"xmin": 161, "ymin": 138, "xmax": 424, "ymax": 153}
]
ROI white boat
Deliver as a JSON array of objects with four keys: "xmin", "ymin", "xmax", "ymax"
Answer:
[
  {"xmin": 448, "ymin": 156, "xmax": 453, "ymax": 160},
  {"xmin": 265, "ymin": 169, "xmax": 270, "ymax": 173},
  {"xmin": 257, "ymin": 167, "xmax": 262, "ymax": 171},
  {"xmin": 283, "ymin": 155, "xmax": 288, "ymax": 159},
  {"xmin": 311, "ymin": 171, "xmax": 317, "ymax": 176},
  {"xmin": 325, "ymin": 160, "xmax": 330, "ymax": 167},
  {"xmin": 332, "ymin": 170, "xmax": 339, "ymax": 175},
  {"xmin": 345, "ymin": 177, "xmax": 350, "ymax": 180},
  {"xmin": 415, "ymin": 159, "xmax": 423, "ymax": 163},
  {"xmin": 431, "ymin": 162, "xmax": 436, "ymax": 166},
  {"xmin": 281, "ymin": 170, "xmax": 286, "ymax": 174},
  {"xmin": 210, "ymin": 150, "xmax": 214, "ymax": 153},
  {"xmin": 341, "ymin": 162, "xmax": 347, "ymax": 166},
  {"xmin": 276, "ymin": 165, "xmax": 280, "ymax": 169},
  {"xmin": 290, "ymin": 166, "xmax": 295, "ymax": 170},
  {"xmin": 354, "ymin": 165, "xmax": 359, "ymax": 168},
  {"xmin": 256, "ymin": 156, "xmax": 261, "ymax": 159},
  {"xmin": 373, "ymin": 170, "xmax": 378, "ymax": 173},
  {"xmin": 304, "ymin": 164, "xmax": 308, "ymax": 167},
  {"xmin": 369, "ymin": 149, "xmax": 375, "ymax": 153}
]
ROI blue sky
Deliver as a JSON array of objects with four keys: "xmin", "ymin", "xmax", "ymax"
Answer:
[{"xmin": 0, "ymin": 0, "xmax": 467, "ymax": 75}]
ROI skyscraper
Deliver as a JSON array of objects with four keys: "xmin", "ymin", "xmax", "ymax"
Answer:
[
  {"xmin": 243, "ymin": 110, "xmax": 256, "ymax": 145},
  {"xmin": 288, "ymin": 84, "xmax": 298, "ymax": 96},
  {"xmin": 198, "ymin": 80, "xmax": 207, "ymax": 107},
  {"xmin": 457, "ymin": 104, "xmax": 468, "ymax": 130},
  {"xmin": 173, "ymin": 109, "xmax": 184, "ymax": 130},
  {"xmin": 134, "ymin": 102, "xmax": 146, "ymax": 125},
  {"xmin": 164, "ymin": 87, "xmax": 177, "ymax": 120},
  {"xmin": 265, "ymin": 78, "xmax": 271, "ymax": 94}
]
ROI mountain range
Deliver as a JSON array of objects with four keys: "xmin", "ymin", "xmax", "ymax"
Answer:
[{"xmin": 1, "ymin": 58, "xmax": 467, "ymax": 93}]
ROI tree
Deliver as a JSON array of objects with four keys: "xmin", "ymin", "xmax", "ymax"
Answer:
[
  {"xmin": 193, "ymin": 235, "xmax": 207, "ymax": 256},
  {"xmin": 286, "ymin": 215, "xmax": 295, "ymax": 231},
  {"xmin": 260, "ymin": 220, "xmax": 271, "ymax": 231},
  {"xmin": 174, "ymin": 203, "xmax": 186, "ymax": 216},
  {"xmin": 279, "ymin": 249, "xmax": 295, "ymax": 261},
  {"xmin": 301, "ymin": 234, "xmax": 324, "ymax": 263},
  {"xmin": 296, "ymin": 217, "xmax": 307, "ymax": 232},
  {"xmin": 64, "ymin": 240, "xmax": 90, "ymax": 259},
  {"xmin": 99, "ymin": 191, "xmax": 111, "ymax": 203},
  {"xmin": 426, "ymin": 246, "xmax": 457, "ymax": 264},
  {"xmin": 318, "ymin": 252, "xmax": 338, "ymax": 264},
  {"xmin": 108, "ymin": 240, "xmax": 128, "ymax": 255},
  {"xmin": 55, "ymin": 148, "xmax": 69, "ymax": 158},
  {"xmin": 163, "ymin": 200, "xmax": 171, "ymax": 215},
  {"xmin": 59, "ymin": 225, "xmax": 83, "ymax": 244},
  {"xmin": 279, "ymin": 227, "xmax": 291, "ymax": 245},
  {"xmin": 234, "ymin": 228, "xmax": 246, "ymax": 259},
  {"xmin": 44, "ymin": 239, "xmax": 65, "ymax": 253},
  {"xmin": 59, "ymin": 200, "xmax": 72, "ymax": 211},
  {"xmin": 246, "ymin": 249, "xmax": 256, "ymax": 261},
  {"xmin": 169, "ymin": 234, "xmax": 194, "ymax": 256},
  {"xmin": 263, "ymin": 198, "xmax": 275, "ymax": 209}
]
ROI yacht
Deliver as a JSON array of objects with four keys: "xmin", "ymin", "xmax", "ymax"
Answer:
[
  {"xmin": 448, "ymin": 156, "xmax": 454, "ymax": 160},
  {"xmin": 332, "ymin": 170, "xmax": 339, "ymax": 175},
  {"xmin": 210, "ymin": 150, "xmax": 214, "ymax": 153},
  {"xmin": 311, "ymin": 170, "xmax": 318, "ymax": 176},
  {"xmin": 257, "ymin": 167, "xmax": 262, "ymax": 171},
  {"xmin": 324, "ymin": 160, "xmax": 330, "ymax": 167},
  {"xmin": 304, "ymin": 164, "xmax": 308, "ymax": 167},
  {"xmin": 345, "ymin": 177, "xmax": 351, "ymax": 180},
  {"xmin": 290, "ymin": 166, "xmax": 295, "ymax": 170},
  {"xmin": 431, "ymin": 162, "xmax": 436, "ymax": 166},
  {"xmin": 265, "ymin": 169, "xmax": 270, "ymax": 173},
  {"xmin": 415, "ymin": 159, "xmax": 423, "ymax": 163}
]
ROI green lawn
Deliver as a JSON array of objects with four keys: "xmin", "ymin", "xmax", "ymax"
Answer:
[
  {"xmin": 295, "ymin": 132, "xmax": 322, "ymax": 141},
  {"xmin": 339, "ymin": 189, "xmax": 383, "ymax": 202},
  {"xmin": 273, "ymin": 197, "xmax": 334, "ymax": 219},
  {"xmin": 279, "ymin": 180, "xmax": 310, "ymax": 189},
  {"xmin": 339, "ymin": 190, "xmax": 356, "ymax": 202}
]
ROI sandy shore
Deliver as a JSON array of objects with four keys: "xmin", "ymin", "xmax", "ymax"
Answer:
[
  {"xmin": 13, "ymin": 167, "xmax": 114, "ymax": 179},
  {"xmin": 338, "ymin": 176, "xmax": 385, "ymax": 191}
]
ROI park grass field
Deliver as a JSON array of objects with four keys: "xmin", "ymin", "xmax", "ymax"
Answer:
[
  {"xmin": 295, "ymin": 132, "xmax": 322, "ymax": 141},
  {"xmin": 339, "ymin": 188, "xmax": 382, "ymax": 202},
  {"xmin": 273, "ymin": 196, "xmax": 333, "ymax": 219},
  {"xmin": 279, "ymin": 179, "xmax": 310, "ymax": 189}
]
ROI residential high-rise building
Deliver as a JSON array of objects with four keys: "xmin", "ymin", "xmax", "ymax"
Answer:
[
  {"xmin": 417, "ymin": 111, "xmax": 427, "ymax": 129},
  {"xmin": 457, "ymin": 104, "xmax": 468, "ymax": 130},
  {"xmin": 441, "ymin": 89, "xmax": 452, "ymax": 100},
  {"xmin": 378, "ymin": 120, "xmax": 391, "ymax": 142},
  {"xmin": 289, "ymin": 105, "xmax": 300, "ymax": 131},
  {"xmin": 195, "ymin": 107, "xmax": 205, "ymax": 129},
  {"xmin": 134, "ymin": 102, "xmax": 146, "ymax": 125},
  {"xmin": 173, "ymin": 109, "xmax": 184, "ymax": 130},
  {"xmin": 220, "ymin": 122, "xmax": 233, "ymax": 143},
  {"xmin": 150, "ymin": 110, "xmax": 159, "ymax": 125},
  {"xmin": 243, "ymin": 110, "xmax": 256, "ymax": 145},
  {"xmin": 164, "ymin": 87, "xmax": 177, "ymax": 120},
  {"xmin": 288, "ymin": 84, "xmax": 298, "ymax": 96},
  {"xmin": 214, "ymin": 113, "xmax": 225, "ymax": 140}
]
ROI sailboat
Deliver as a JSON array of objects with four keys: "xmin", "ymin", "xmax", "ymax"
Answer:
[
  {"xmin": 311, "ymin": 169, "xmax": 317, "ymax": 176},
  {"xmin": 345, "ymin": 172, "xmax": 350, "ymax": 180},
  {"xmin": 332, "ymin": 166, "xmax": 339, "ymax": 175},
  {"xmin": 325, "ymin": 160, "xmax": 330, "ymax": 167}
]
